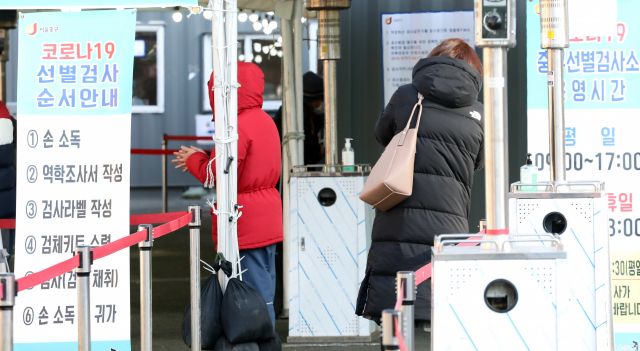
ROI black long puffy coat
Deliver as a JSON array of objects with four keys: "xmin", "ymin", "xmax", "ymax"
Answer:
[{"xmin": 355, "ymin": 56, "xmax": 484, "ymax": 324}]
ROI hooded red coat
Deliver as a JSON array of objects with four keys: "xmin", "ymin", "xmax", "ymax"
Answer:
[{"xmin": 186, "ymin": 62, "xmax": 283, "ymax": 249}]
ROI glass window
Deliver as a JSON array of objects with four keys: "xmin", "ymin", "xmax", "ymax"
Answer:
[
  {"xmin": 133, "ymin": 25, "xmax": 165, "ymax": 114},
  {"xmin": 202, "ymin": 34, "xmax": 282, "ymax": 112}
]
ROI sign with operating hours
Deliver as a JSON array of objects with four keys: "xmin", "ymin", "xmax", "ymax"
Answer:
[
  {"xmin": 14, "ymin": 10, "xmax": 135, "ymax": 351},
  {"xmin": 526, "ymin": 1, "xmax": 640, "ymax": 348}
]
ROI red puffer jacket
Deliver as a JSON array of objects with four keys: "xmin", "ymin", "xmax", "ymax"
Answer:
[{"xmin": 186, "ymin": 62, "xmax": 283, "ymax": 250}]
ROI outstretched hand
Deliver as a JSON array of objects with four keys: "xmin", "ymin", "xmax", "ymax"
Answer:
[{"xmin": 172, "ymin": 145, "xmax": 205, "ymax": 172}]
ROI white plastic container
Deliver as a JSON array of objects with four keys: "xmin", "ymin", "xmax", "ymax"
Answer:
[
  {"xmin": 520, "ymin": 153, "xmax": 538, "ymax": 191},
  {"xmin": 342, "ymin": 138, "xmax": 354, "ymax": 171}
]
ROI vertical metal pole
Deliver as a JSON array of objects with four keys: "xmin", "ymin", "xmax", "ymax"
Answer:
[
  {"xmin": 281, "ymin": 60, "xmax": 292, "ymax": 319},
  {"xmin": 0, "ymin": 28, "xmax": 7, "ymax": 103},
  {"xmin": 293, "ymin": 0, "xmax": 305, "ymax": 165},
  {"xmin": 547, "ymin": 49, "xmax": 566, "ymax": 182},
  {"xmin": 317, "ymin": 7, "xmax": 341, "ymax": 166},
  {"xmin": 381, "ymin": 309, "xmax": 403, "ymax": 351},
  {"xmin": 188, "ymin": 205, "xmax": 201, "ymax": 351},
  {"xmin": 540, "ymin": 0, "xmax": 569, "ymax": 183},
  {"xmin": 397, "ymin": 272, "xmax": 415, "ymax": 351},
  {"xmin": 161, "ymin": 136, "xmax": 168, "ymax": 213},
  {"xmin": 75, "ymin": 246, "xmax": 92, "ymax": 351},
  {"xmin": 282, "ymin": 18, "xmax": 300, "ymax": 167},
  {"xmin": 0, "ymin": 273, "xmax": 15, "ymax": 351},
  {"xmin": 138, "ymin": 224, "xmax": 153, "ymax": 351},
  {"xmin": 483, "ymin": 47, "xmax": 509, "ymax": 235},
  {"xmin": 323, "ymin": 59, "xmax": 338, "ymax": 165},
  {"xmin": 0, "ymin": 59, "xmax": 5, "ymax": 103},
  {"xmin": 0, "ymin": 233, "xmax": 8, "ymax": 273}
]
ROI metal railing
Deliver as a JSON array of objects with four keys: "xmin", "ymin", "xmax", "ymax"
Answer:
[{"xmin": 0, "ymin": 206, "xmax": 201, "ymax": 351}]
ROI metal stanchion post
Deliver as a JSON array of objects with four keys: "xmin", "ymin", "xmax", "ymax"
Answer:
[
  {"xmin": 397, "ymin": 272, "xmax": 416, "ymax": 351},
  {"xmin": 188, "ymin": 205, "xmax": 201, "ymax": 351},
  {"xmin": 162, "ymin": 135, "xmax": 168, "ymax": 213},
  {"xmin": 381, "ymin": 309, "xmax": 403, "ymax": 351},
  {"xmin": 0, "ymin": 273, "xmax": 15, "ymax": 351},
  {"xmin": 138, "ymin": 224, "xmax": 153, "ymax": 351},
  {"xmin": 75, "ymin": 245, "xmax": 93, "ymax": 351}
]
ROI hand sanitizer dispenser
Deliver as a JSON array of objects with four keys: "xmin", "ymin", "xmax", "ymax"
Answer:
[{"xmin": 342, "ymin": 138, "xmax": 354, "ymax": 171}]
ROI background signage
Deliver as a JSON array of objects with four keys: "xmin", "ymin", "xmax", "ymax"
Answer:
[
  {"xmin": 526, "ymin": 1, "xmax": 640, "ymax": 348},
  {"xmin": 15, "ymin": 10, "xmax": 136, "ymax": 350},
  {"xmin": 380, "ymin": 10, "xmax": 475, "ymax": 107},
  {"xmin": 0, "ymin": 0, "xmax": 197, "ymax": 9}
]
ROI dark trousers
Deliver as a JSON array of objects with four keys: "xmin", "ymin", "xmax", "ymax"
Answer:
[{"xmin": 239, "ymin": 243, "xmax": 277, "ymax": 328}]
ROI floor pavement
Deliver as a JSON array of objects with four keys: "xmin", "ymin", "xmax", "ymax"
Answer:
[{"xmin": 125, "ymin": 188, "xmax": 431, "ymax": 350}]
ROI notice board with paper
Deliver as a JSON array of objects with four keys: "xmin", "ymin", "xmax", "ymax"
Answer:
[{"xmin": 380, "ymin": 10, "xmax": 475, "ymax": 107}]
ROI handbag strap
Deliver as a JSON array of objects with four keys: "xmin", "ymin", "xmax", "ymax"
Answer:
[{"xmin": 398, "ymin": 93, "xmax": 424, "ymax": 146}]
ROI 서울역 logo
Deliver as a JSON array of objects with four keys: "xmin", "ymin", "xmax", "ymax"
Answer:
[
  {"xmin": 385, "ymin": 17, "xmax": 392, "ymax": 25},
  {"xmin": 27, "ymin": 23, "xmax": 37, "ymax": 35}
]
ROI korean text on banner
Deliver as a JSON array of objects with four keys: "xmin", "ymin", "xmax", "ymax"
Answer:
[
  {"xmin": 380, "ymin": 10, "xmax": 475, "ymax": 107},
  {"xmin": 15, "ymin": 10, "xmax": 135, "ymax": 351},
  {"xmin": 0, "ymin": 0, "xmax": 196, "ymax": 9},
  {"xmin": 526, "ymin": 1, "xmax": 640, "ymax": 348}
]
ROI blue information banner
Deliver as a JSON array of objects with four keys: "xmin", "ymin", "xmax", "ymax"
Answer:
[
  {"xmin": 15, "ymin": 10, "xmax": 135, "ymax": 351},
  {"xmin": 0, "ymin": 0, "xmax": 196, "ymax": 9},
  {"xmin": 527, "ymin": 1, "xmax": 638, "ymax": 110},
  {"xmin": 527, "ymin": 1, "xmax": 640, "ymax": 349}
]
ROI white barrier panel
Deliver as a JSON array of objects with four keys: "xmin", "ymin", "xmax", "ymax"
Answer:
[
  {"xmin": 14, "ymin": 10, "xmax": 136, "ymax": 351},
  {"xmin": 288, "ymin": 169, "xmax": 376, "ymax": 342}
]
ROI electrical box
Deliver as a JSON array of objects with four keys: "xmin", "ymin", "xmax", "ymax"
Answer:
[
  {"xmin": 509, "ymin": 181, "xmax": 615, "ymax": 350},
  {"xmin": 287, "ymin": 165, "xmax": 378, "ymax": 343},
  {"xmin": 475, "ymin": 0, "xmax": 517, "ymax": 47},
  {"xmin": 432, "ymin": 234, "xmax": 566, "ymax": 350}
]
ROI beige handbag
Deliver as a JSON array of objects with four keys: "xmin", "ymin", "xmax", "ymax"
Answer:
[{"xmin": 360, "ymin": 93, "xmax": 425, "ymax": 211}]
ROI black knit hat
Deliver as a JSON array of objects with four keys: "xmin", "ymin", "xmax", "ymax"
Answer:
[{"xmin": 303, "ymin": 71, "xmax": 324, "ymax": 100}]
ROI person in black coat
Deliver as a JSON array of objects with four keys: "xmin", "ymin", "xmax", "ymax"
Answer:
[
  {"xmin": 273, "ymin": 71, "xmax": 325, "ymax": 166},
  {"xmin": 356, "ymin": 39, "xmax": 485, "ymax": 328}
]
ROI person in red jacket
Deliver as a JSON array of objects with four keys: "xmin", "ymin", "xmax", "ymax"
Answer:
[{"xmin": 172, "ymin": 62, "xmax": 283, "ymax": 326}]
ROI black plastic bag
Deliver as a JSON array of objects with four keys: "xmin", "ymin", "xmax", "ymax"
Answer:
[
  {"xmin": 257, "ymin": 334, "xmax": 282, "ymax": 351},
  {"xmin": 182, "ymin": 274, "xmax": 224, "ymax": 349},
  {"xmin": 213, "ymin": 337, "xmax": 259, "ymax": 351},
  {"xmin": 221, "ymin": 277, "xmax": 274, "ymax": 343}
]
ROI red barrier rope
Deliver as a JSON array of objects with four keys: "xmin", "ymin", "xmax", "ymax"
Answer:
[
  {"xmin": 16, "ymin": 211, "xmax": 194, "ymax": 292},
  {"xmin": 0, "ymin": 211, "xmax": 188, "ymax": 230},
  {"xmin": 130, "ymin": 211, "xmax": 189, "ymax": 226},
  {"xmin": 0, "ymin": 219, "xmax": 15, "ymax": 230},
  {"xmin": 131, "ymin": 148, "xmax": 179, "ymax": 155},
  {"xmin": 17, "ymin": 255, "xmax": 80, "ymax": 293},
  {"xmin": 163, "ymin": 135, "xmax": 212, "ymax": 141}
]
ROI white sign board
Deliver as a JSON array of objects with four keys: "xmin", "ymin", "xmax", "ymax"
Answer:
[
  {"xmin": 14, "ymin": 10, "xmax": 135, "ymax": 350},
  {"xmin": 381, "ymin": 10, "xmax": 475, "ymax": 107}
]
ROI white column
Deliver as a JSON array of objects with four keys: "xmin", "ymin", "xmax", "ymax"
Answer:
[{"xmin": 212, "ymin": 0, "xmax": 239, "ymax": 290}]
